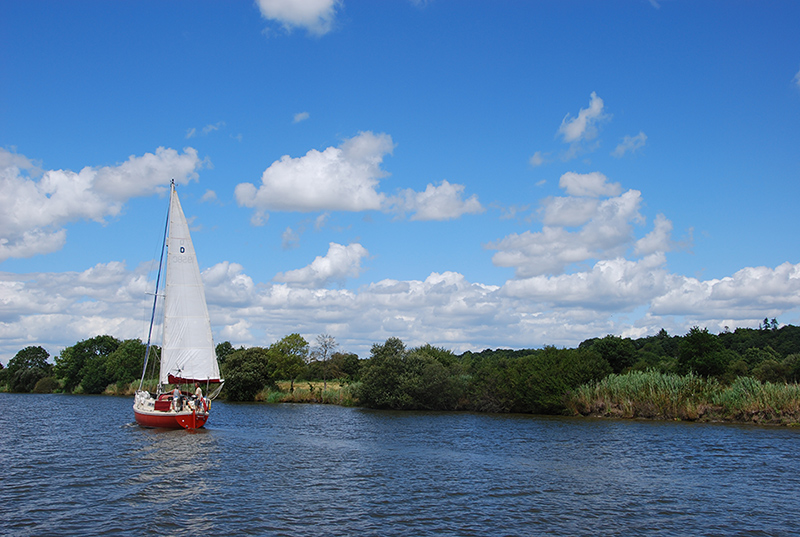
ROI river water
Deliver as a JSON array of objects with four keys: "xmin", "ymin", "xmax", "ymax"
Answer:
[{"xmin": 1, "ymin": 393, "xmax": 798, "ymax": 536}]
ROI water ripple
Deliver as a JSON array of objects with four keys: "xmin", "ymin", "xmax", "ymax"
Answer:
[{"xmin": 2, "ymin": 395, "xmax": 800, "ymax": 536}]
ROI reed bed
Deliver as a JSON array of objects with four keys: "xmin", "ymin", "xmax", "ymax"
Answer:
[
  {"xmin": 566, "ymin": 370, "xmax": 800, "ymax": 425},
  {"xmin": 256, "ymin": 381, "xmax": 359, "ymax": 406}
]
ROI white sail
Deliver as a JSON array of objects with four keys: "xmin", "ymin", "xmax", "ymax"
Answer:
[{"xmin": 159, "ymin": 185, "xmax": 221, "ymax": 385}]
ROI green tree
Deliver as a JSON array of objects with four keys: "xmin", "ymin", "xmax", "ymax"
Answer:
[
  {"xmin": 222, "ymin": 347, "xmax": 275, "ymax": 401},
  {"xmin": 508, "ymin": 347, "xmax": 611, "ymax": 413},
  {"xmin": 328, "ymin": 351, "xmax": 361, "ymax": 381},
  {"xmin": 678, "ymin": 326, "xmax": 724, "ymax": 376},
  {"xmin": 55, "ymin": 335, "xmax": 121, "ymax": 393},
  {"xmin": 269, "ymin": 333, "xmax": 308, "ymax": 392},
  {"xmin": 105, "ymin": 339, "xmax": 147, "ymax": 387},
  {"xmin": 356, "ymin": 337, "xmax": 411, "ymax": 409},
  {"xmin": 782, "ymin": 354, "xmax": 800, "ymax": 382},
  {"xmin": 403, "ymin": 349, "xmax": 465, "ymax": 410},
  {"xmin": 7, "ymin": 346, "xmax": 52, "ymax": 393},
  {"xmin": 752, "ymin": 359, "xmax": 788, "ymax": 383},
  {"xmin": 215, "ymin": 341, "xmax": 236, "ymax": 367},
  {"xmin": 591, "ymin": 335, "xmax": 636, "ymax": 374},
  {"xmin": 742, "ymin": 346, "xmax": 780, "ymax": 368}
]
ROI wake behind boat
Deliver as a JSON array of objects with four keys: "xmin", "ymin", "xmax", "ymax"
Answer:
[{"xmin": 133, "ymin": 180, "xmax": 223, "ymax": 429}]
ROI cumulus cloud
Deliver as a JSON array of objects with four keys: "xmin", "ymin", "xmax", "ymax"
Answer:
[
  {"xmin": 559, "ymin": 171, "xmax": 621, "ymax": 197},
  {"xmin": 558, "ymin": 91, "xmax": 607, "ymax": 144},
  {"xmin": 236, "ymin": 132, "xmax": 483, "ymax": 222},
  {"xmin": 256, "ymin": 0, "xmax": 340, "ymax": 36},
  {"xmin": 4, "ymin": 254, "xmax": 800, "ymax": 366},
  {"xmin": 501, "ymin": 253, "xmax": 670, "ymax": 311},
  {"xmin": 0, "ymin": 147, "xmax": 204, "ymax": 262},
  {"xmin": 651, "ymin": 262, "xmax": 800, "ymax": 319},
  {"xmin": 0, "ymin": 261, "xmax": 152, "ymax": 356},
  {"xmin": 293, "ymin": 111, "xmax": 310, "ymax": 123},
  {"xmin": 489, "ymin": 172, "xmax": 646, "ymax": 277},
  {"xmin": 634, "ymin": 213, "xmax": 674, "ymax": 255},
  {"xmin": 235, "ymin": 131, "xmax": 393, "ymax": 214},
  {"xmin": 274, "ymin": 242, "xmax": 369, "ymax": 288},
  {"xmin": 613, "ymin": 131, "xmax": 647, "ymax": 158},
  {"xmin": 390, "ymin": 180, "xmax": 485, "ymax": 221}
]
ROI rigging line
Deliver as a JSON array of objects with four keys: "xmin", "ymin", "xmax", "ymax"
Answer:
[{"xmin": 139, "ymin": 180, "xmax": 174, "ymax": 391}]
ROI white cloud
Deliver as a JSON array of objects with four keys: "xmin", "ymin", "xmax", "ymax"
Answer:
[
  {"xmin": 3, "ymin": 254, "xmax": 800, "ymax": 366},
  {"xmin": 559, "ymin": 171, "xmax": 621, "ymax": 197},
  {"xmin": 529, "ymin": 151, "xmax": 545, "ymax": 167},
  {"xmin": 489, "ymin": 184, "xmax": 646, "ymax": 277},
  {"xmin": 613, "ymin": 131, "xmax": 647, "ymax": 158},
  {"xmin": 255, "ymin": 0, "xmax": 340, "ymax": 36},
  {"xmin": 794, "ymin": 67, "xmax": 800, "ymax": 89},
  {"xmin": 274, "ymin": 242, "xmax": 369, "ymax": 288},
  {"xmin": 202, "ymin": 262, "xmax": 257, "ymax": 307},
  {"xmin": 235, "ymin": 131, "xmax": 393, "ymax": 214},
  {"xmin": 651, "ymin": 262, "xmax": 800, "ymax": 319},
  {"xmin": 0, "ymin": 147, "xmax": 203, "ymax": 262},
  {"xmin": 501, "ymin": 254, "xmax": 670, "ymax": 311},
  {"xmin": 390, "ymin": 180, "xmax": 485, "ymax": 221},
  {"xmin": 558, "ymin": 91, "xmax": 607, "ymax": 143},
  {"xmin": 293, "ymin": 111, "xmax": 310, "ymax": 123},
  {"xmin": 236, "ymin": 132, "xmax": 483, "ymax": 222},
  {"xmin": 282, "ymin": 226, "xmax": 300, "ymax": 249},
  {"xmin": 540, "ymin": 196, "xmax": 599, "ymax": 227},
  {"xmin": 634, "ymin": 213, "xmax": 674, "ymax": 255},
  {"xmin": 200, "ymin": 190, "xmax": 218, "ymax": 203}
]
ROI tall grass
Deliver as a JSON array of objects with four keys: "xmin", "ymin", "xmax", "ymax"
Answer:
[
  {"xmin": 566, "ymin": 370, "xmax": 800, "ymax": 425},
  {"xmin": 255, "ymin": 381, "xmax": 359, "ymax": 406}
]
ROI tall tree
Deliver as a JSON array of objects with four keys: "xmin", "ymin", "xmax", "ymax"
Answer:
[
  {"xmin": 591, "ymin": 335, "xmax": 637, "ymax": 374},
  {"xmin": 105, "ymin": 339, "xmax": 148, "ymax": 386},
  {"xmin": 269, "ymin": 333, "xmax": 308, "ymax": 392},
  {"xmin": 312, "ymin": 334, "xmax": 338, "ymax": 390},
  {"xmin": 55, "ymin": 335, "xmax": 121, "ymax": 393},
  {"xmin": 678, "ymin": 326, "xmax": 724, "ymax": 376},
  {"xmin": 7, "ymin": 346, "xmax": 52, "ymax": 393}
]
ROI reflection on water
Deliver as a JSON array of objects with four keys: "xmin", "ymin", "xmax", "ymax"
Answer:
[
  {"xmin": 125, "ymin": 427, "xmax": 217, "ymax": 534},
  {"xmin": 2, "ymin": 394, "xmax": 800, "ymax": 536}
]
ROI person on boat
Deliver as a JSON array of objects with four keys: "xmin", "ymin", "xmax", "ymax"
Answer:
[
  {"xmin": 193, "ymin": 383, "xmax": 205, "ymax": 411},
  {"xmin": 172, "ymin": 384, "xmax": 182, "ymax": 412}
]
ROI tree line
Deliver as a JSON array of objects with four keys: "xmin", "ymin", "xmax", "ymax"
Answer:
[{"xmin": 2, "ymin": 322, "xmax": 799, "ymax": 417}]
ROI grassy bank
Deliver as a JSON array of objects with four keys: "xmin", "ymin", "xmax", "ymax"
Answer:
[{"xmin": 566, "ymin": 370, "xmax": 800, "ymax": 426}]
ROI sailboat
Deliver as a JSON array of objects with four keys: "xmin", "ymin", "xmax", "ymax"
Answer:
[{"xmin": 133, "ymin": 180, "xmax": 223, "ymax": 429}]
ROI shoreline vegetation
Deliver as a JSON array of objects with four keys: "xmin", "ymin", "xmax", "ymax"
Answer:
[
  {"xmin": 2, "ymin": 322, "xmax": 799, "ymax": 427},
  {"xmin": 566, "ymin": 371, "xmax": 800, "ymax": 426}
]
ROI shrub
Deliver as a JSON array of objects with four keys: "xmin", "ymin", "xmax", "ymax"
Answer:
[{"xmin": 32, "ymin": 376, "xmax": 60, "ymax": 394}]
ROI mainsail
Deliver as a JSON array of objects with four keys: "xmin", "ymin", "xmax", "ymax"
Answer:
[{"xmin": 160, "ymin": 184, "xmax": 221, "ymax": 385}]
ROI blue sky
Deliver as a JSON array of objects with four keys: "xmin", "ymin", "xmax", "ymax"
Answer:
[{"xmin": 2, "ymin": 0, "xmax": 799, "ymax": 364}]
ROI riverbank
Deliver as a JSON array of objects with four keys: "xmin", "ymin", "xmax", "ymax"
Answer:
[
  {"xmin": 565, "ymin": 371, "xmax": 800, "ymax": 426},
  {"xmin": 11, "ymin": 372, "xmax": 800, "ymax": 427}
]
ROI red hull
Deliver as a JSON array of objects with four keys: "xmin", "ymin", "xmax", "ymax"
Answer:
[{"xmin": 133, "ymin": 406, "xmax": 209, "ymax": 429}]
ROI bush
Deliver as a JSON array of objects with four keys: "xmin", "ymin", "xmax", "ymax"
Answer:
[
  {"xmin": 33, "ymin": 377, "xmax": 60, "ymax": 394},
  {"xmin": 222, "ymin": 347, "xmax": 276, "ymax": 402}
]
